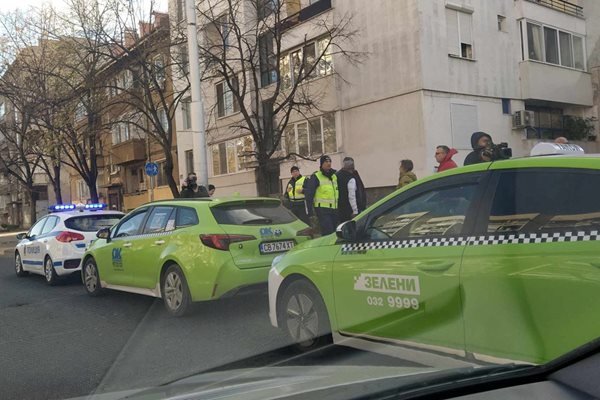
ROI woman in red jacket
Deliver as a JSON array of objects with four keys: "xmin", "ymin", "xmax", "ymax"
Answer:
[{"xmin": 435, "ymin": 145, "xmax": 458, "ymax": 172}]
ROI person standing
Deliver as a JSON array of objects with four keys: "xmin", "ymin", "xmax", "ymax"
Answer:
[
  {"xmin": 397, "ymin": 159, "xmax": 417, "ymax": 189},
  {"xmin": 304, "ymin": 155, "xmax": 339, "ymax": 235},
  {"xmin": 208, "ymin": 184, "xmax": 216, "ymax": 197},
  {"xmin": 284, "ymin": 166, "xmax": 309, "ymax": 225},
  {"xmin": 336, "ymin": 157, "xmax": 367, "ymax": 223},
  {"xmin": 464, "ymin": 132, "xmax": 493, "ymax": 166},
  {"xmin": 180, "ymin": 173, "xmax": 210, "ymax": 198},
  {"xmin": 435, "ymin": 145, "xmax": 458, "ymax": 172}
]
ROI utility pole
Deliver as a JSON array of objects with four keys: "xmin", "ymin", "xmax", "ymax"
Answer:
[{"xmin": 185, "ymin": 0, "xmax": 209, "ymax": 187}]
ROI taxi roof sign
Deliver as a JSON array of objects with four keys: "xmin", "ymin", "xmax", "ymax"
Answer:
[{"xmin": 530, "ymin": 142, "xmax": 585, "ymax": 157}]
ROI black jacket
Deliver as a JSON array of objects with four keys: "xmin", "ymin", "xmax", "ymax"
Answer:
[
  {"xmin": 336, "ymin": 169, "xmax": 366, "ymax": 222},
  {"xmin": 464, "ymin": 132, "xmax": 492, "ymax": 166},
  {"xmin": 180, "ymin": 185, "xmax": 210, "ymax": 198}
]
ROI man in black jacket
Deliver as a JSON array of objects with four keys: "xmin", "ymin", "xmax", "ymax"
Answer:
[
  {"xmin": 180, "ymin": 173, "xmax": 210, "ymax": 198},
  {"xmin": 464, "ymin": 132, "xmax": 493, "ymax": 166},
  {"xmin": 336, "ymin": 157, "xmax": 366, "ymax": 223}
]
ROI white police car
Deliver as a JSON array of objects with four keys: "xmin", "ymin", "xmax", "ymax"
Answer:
[{"xmin": 14, "ymin": 204, "xmax": 124, "ymax": 285}]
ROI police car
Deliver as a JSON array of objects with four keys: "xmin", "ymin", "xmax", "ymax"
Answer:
[
  {"xmin": 14, "ymin": 204, "xmax": 124, "ymax": 285},
  {"xmin": 269, "ymin": 142, "xmax": 600, "ymax": 366}
]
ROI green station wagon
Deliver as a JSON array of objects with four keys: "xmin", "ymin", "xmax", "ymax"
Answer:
[
  {"xmin": 269, "ymin": 150, "xmax": 600, "ymax": 366},
  {"xmin": 82, "ymin": 197, "xmax": 310, "ymax": 316}
]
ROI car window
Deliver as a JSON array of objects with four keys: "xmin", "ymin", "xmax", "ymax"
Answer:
[
  {"xmin": 211, "ymin": 201, "xmax": 296, "ymax": 225},
  {"xmin": 113, "ymin": 209, "xmax": 149, "ymax": 238},
  {"xmin": 143, "ymin": 207, "xmax": 175, "ymax": 234},
  {"xmin": 366, "ymin": 184, "xmax": 477, "ymax": 240},
  {"xmin": 40, "ymin": 216, "xmax": 59, "ymax": 235},
  {"xmin": 487, "ymin": 170, "xmax": 600, "ymax": 233},
  {"xmin": 64, "ymin": 214, "xmax": 123, "ymax": 232},
  {"xmin": 29, "ymin": 217, "xmax": 48, "ymax": 237},
  {"xmin": 176, "ymin": 207, "xmax": 199, "ymax": 228}
]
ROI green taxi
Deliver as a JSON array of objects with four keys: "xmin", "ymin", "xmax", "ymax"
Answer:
[
  {"xmin": 82, "ymin": 197, "xmax": 310, "ymax": 316},
  {"xmin": 269, "ymin": 149, "xmax": 600, "ymax": 365}
]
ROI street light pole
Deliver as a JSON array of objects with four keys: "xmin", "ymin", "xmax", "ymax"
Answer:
[{"xmin": 185, "ymin": 0, "xmax": 209, "ymax": 187}]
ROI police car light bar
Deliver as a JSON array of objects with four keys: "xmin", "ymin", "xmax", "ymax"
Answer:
[
  {"xmin": 530, "ymin": 142, "xmax": 585, "ymax": 157},
  {"xmin": 83, "ymin": 203, "xmax": 107, "ymax": 210},
  {"xmin": 49, "ymin": 204, "xmax": 76, "ymax": 212}
]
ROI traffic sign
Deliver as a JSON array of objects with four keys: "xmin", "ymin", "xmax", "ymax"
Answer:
[{"xmin": 145, "ymin": 162, "xmax": 159, "ymax": 176}]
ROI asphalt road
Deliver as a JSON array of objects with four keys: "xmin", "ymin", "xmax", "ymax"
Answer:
[{"xmin": 0, "ymin": 254, "xmax": 417, "ymax": 400}]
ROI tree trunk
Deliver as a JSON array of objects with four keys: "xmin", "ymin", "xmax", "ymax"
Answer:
[
  {"xmin": 164, "ymin": 149, "xmax": 180, "ymax": 198},
  {"xmin": 53, "ymin": 164, "xmax": 62, "ymax": 204},
  {"xmin": 88, "ymin": 176, "xmax": 99, "ymax": 203},
  {"xmin": 26, "ymin": 188, "xmax": 37, "ymax": 228},
  {"xmin": 255, "ymin": 160, "xmax": 281, "ymax": 197}
]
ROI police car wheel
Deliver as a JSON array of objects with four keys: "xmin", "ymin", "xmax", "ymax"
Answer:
[
  {"xmin": 82, "ymin": 258, "xmax": 104, "ymax": 297},
  {"xmin": 44, "ymin": 256, "xmax": 59, "ymax": 286},
  {"xmin": 161, "ymin": 264, "xmax": 191, "ymax": 317},
  {"xmin": 15, "ymin": 252, "xmax": 28, "ymax": 277},
  {"xmin": 280, "ymin": 280, "xmax": 332, "ymax": 352}
]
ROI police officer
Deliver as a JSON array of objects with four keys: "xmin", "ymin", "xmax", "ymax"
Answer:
[
  {"xmin": 304, "ymin": 155, "xmax": 339, "ymax": 235},
  {"xmin": 284, "ymin": 166, "xmax": 309, "ymax": 225}
]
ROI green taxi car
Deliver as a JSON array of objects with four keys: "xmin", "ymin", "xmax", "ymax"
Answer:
[
  {"xmin": 269, "ymin": 150, "xmax": 600, "ymax": 365},
  {"xmin": 82, "ymin": 197, "xmax": 310, "ymax": 316}
]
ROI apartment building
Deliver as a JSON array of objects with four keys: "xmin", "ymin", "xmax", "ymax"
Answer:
[
  {"xmin": 172, "ymin": 0, "xmax": 599, "ymax": 198},
  {"xmin": 68, "ymin": 12, "xmax": 180, "ymax": 212}
]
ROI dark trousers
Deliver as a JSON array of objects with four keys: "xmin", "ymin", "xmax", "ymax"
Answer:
[
  {"xmin": 290, "ymin": 201, "xmax": 309, "ymax": 225},
  {"xmin": 316, "ymin": 207, "xmax": 339, "ymax": 236}
]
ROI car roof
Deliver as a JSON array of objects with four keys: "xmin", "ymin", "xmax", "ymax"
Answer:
[
  {"xmin": 48, "ymin": 210, "xmax": 125, "ymax": 220},
  {"xmin": 146, "ymin": 196, "xmax": 281, "ymax": 208}
]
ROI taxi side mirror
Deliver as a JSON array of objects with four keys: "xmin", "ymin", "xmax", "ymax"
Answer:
[
  {"xmin": 96, "ymin": 227, "xmax": 111, "ymax": 242},
  {"xmin": 16, "ymin": 233, "xmax": 27, "ymax": 240},
  {"xmin": 336, "ymin": 220, "xmax": 357, "ymax": 242}
]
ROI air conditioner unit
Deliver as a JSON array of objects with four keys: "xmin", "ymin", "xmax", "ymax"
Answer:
[
  {"xmin": 139, "ymin": 182, "xmax": 147, "ymax": 191},
  {"xmin": 512, "ymin": 110, "xmax": 535, "ymax": 129}
]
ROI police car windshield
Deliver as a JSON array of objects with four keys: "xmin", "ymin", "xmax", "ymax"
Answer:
[{"xmin": 64, "ymin": 214, "xmax": 123, "ymax": 232}]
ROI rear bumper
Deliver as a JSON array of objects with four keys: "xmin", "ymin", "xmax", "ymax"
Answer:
[{"xmin": 53, "ymin": 258, "xmax": 82, "ymax": 276}]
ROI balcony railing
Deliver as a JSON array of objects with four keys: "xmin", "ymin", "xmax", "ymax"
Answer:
[
  {"xmin": 525, "ymin": 0, "xmax": 583, "ymax": 18},
  {"xmin": 280, "ymin": 0, "xmax": 332, "ymax": 31}
]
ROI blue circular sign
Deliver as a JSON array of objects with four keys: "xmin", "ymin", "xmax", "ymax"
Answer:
[{"xmin": 145, "ymin": 162, "xmax": 159, "ymax": 176}]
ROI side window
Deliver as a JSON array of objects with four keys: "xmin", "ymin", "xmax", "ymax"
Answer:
[
  {"xmin": 29, "ymin": 218, "xmax": 48, "ymax": 238},
  {"xmin": 142, "ymin": 207, "xmax": 175, "ymax": 234},
  {"xmin": 40, "ymin": 216, "xmax": 59, "ymax": 235},
  {"xmin": 487, "ymin": 170, "xmax": 600, "ymax": 233},
  {"xmin": 176, "ymin": 207, "xmax": 199, "ymax": 228},
  {"xmin": 113, "ymin": 209, "xmax": 149, "ymax": 238},
  {"xmin": 366, "ymin": 184, "xmax": 477, "ymax": 240}
]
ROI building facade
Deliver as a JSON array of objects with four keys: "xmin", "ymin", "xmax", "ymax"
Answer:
[{"xmin": 171, "ymin": 0, "xmax": 599, "ymax": 200}]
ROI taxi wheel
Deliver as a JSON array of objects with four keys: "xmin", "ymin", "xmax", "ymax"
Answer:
[
  {"xmin": 82, "ymin": 258, "xmax": 105, "ymax": 297},
  {"xmin": 161, "ymin": 264, "xmax": 191, "ymax": 317},
  {"xmin": 15, "ymin": 252, "xmax": 28, "ymax": 277},
  {"xmin": 280, "ymin": 280, "xmax": 332, "ymax": 352},
  {"xmin": 44, "ymin": 256, "xmax": 59, "ymax": 286}
]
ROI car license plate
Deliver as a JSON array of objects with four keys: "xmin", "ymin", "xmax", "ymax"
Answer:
[{"xmin": 260, "ymin": 241, "xmax": 294, "ymax": 254}]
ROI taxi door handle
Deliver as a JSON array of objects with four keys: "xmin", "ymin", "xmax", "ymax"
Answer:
[
  {"xmin": 418, "ymin": 262, "xmax": 455, "ymax": 272},
  {"xmin": 123, "ymin": 243, "xmax": 132, "ymax": 248},
  {"xmin": 154, "ymin": 240, "xmax": 165, "ymax": 245}
]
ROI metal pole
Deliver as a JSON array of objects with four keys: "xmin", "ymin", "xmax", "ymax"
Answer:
[{"xmin": 185, "ymin": 0, "xmax": 209, "ymax": 187}]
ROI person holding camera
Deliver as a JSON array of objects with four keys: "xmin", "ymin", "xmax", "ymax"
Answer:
[
  {"xmin": 180, "ymin": 172, "xmax": 210, "ymax": 198},
  {"xmin": 464, "ymin": 132, "xmax": 512, "ymax": 166}
]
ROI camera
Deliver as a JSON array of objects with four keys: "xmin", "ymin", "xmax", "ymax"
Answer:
[{"xmin": 482, "ymin": 142, "xmax": 512, "ymax": 161}]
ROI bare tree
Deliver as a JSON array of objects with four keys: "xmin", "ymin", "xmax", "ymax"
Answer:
[{"xmin": 194, "ymin": 0, "xmax": 361, "ymax": 195}]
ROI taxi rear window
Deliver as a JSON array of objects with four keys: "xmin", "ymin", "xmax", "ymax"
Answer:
[
  {"xmin": 211, "ymin": 201, "xmax": 296, "ymax": 225},
  {"xmin": 64, "ymin": 214, "xmax": 123, "ymax": 232}
]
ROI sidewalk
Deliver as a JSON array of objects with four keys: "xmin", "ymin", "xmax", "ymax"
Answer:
[{"xmin": 0, "ymin": 231, "xmax": 25, "ymax": 256}]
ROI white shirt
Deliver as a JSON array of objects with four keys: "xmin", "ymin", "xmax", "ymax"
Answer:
[{"xmin": 347, "ymin": 178, "xmax": 358, "ymax": 214}]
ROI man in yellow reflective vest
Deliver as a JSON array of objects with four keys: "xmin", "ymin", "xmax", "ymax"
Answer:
[
  {"xmin": 304, "ymin": 155, "xmax": 339, "ymax": 235},
  {"xmin": 284, "ymin": 166, "xmax": 309, "ymax": 225}
]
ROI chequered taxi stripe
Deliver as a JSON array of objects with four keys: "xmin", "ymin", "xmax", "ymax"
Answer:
[{"xmin": 341, "ymin": 230, "xmax": 600, "ymax": 252}]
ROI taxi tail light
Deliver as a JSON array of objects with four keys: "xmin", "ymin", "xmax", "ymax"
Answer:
[
  {"xmin": 200, "ymin": 234, "xmax": 256, "ymax": 251},
  {"xmin": 297, "ymin": 227, "xmax": 314, "ymax": 239},
  {"xmin": 56, "ymin": 231, "xmax": 85, "ymax": 243}
]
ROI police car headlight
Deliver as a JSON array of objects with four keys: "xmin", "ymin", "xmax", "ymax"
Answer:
[{"xmin": 271, "ymin": 254, "xmax": 285, "ymax": 268}]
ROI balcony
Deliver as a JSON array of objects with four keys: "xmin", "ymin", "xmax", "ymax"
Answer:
[
  {"xmin": 524, "ymin": 0, "xmax": 583, "ymax": 18},
  {"xmin": 111, "ymin": 139, "xmax": 147, "ymax": 165},
  {"xmin": 519, "ymin": 61, "xmax": 592, "ymax": 106},
  {"xmin": 280, "ymin": 0, "xmax": 332, "ymax": 31}
]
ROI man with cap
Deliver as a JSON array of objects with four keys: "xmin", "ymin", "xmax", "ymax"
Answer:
[
  {"xmin": 304, "ymin": 155, "xmax": 339, "ymax": 235},
  {"xmin": 336, "ymin": 157, "xmax": 366, "ymax": 223},
  {"xmin": 284, "ymin": 166, "xmax": 309, "ymax": 225}
]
